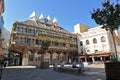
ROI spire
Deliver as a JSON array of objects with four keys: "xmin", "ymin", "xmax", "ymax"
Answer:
[
  {"xmin": 53, "ymin": 17, "xmax": 58, "ymax": 28},
  {"xmin": 29, "ymin": 11, "xmax": 37, "ymax": 21},
  {"xmin": 47, "ymin": 16, "xmax": 51, "ymax": 20},
  {"xmin": 39, "ymin": 13, "xmax": 44, "ymax": 19},
  {"xmin": 53, "ymin": 17, "xmax": 58, "ymax": 23}
]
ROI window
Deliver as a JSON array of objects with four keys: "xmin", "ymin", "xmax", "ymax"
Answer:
[
  {"xmin": 20, "ymin": 37, "xmax": 22, "ymax": 43},
  {"xmin": 101, "ymin": 36, "xmax": 106, "ymax": 42},
  {"xmin": 86, "ymin": 40, "xmax": 90, "ymax": 45},
  {"xmin": 17, "ymin": 27, "xmax": 20, "ymax": 32},
  {"xmin": 95, "ymin": 50, "xmax": 98, "ymax": 53},
  {"xmin": 29, "ymin": 29, "xmax": 32, "ymax": 33},
  {"xmin": 24, "ymin": 28, "xmax": 27, "ymax": 33},
  {"xmin": 21, "ymin": 27, "xmax": 23, "ymax": 33},
  {"xmin": 16, "ymin": 37, "xmax": 19, "ymax": 43},
  {"xmin": 93, "ymin": 38, "xmax": 97, "ymax": 44},
  {"xmin": 87, "ymin": 50, "xmax": 90, "ymax": 52},
  {"xmin": 22, "ymin": 38, "xmax": 25, "ymax": 43},
  {"xmin": 80, "ymin": 41, "xmax": 83, "ymax": 46}
]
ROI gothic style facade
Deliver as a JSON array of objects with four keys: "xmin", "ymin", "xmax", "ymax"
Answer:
[{"xmin": 9, "ymin": 12, "xmax": 78, "ymax": 66}]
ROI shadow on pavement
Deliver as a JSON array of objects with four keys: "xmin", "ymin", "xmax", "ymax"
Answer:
[{"xmin": 2, "ymin": 65, "xmax": 106, "ymax": 80}]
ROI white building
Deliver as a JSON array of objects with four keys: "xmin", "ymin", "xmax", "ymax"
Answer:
[
  {"xmin": 1, "ymin": 27, "xmax": 10, "ymax": 57},
  {"xmin": 74, "ymin": 23, "xmax": 120, "ymax": 63}
]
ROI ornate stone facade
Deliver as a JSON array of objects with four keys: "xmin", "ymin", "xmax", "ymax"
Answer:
[
  {"xmin": 0, "ymin": 0, "xmax": 5, "ymax": 56},
  {"xmin": 9, "ymin": 12, "xmax": 78, "ymax": 66}
]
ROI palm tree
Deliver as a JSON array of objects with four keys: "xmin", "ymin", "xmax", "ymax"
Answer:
[{"xmin": 91, "ymin": 0, "xmax": 120, "ymax": 61}]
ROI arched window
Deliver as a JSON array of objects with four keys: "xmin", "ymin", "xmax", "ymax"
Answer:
[
  {"xmin": 22, "ymin": 28, "xmax": 27, "ymax": 33},
  {"xmin": 101, "ymin": 36, "xmax": 106, "ymax": 42},
  {"xmin": 24, "ymin": 28, "xmax": 27, "ymax": 33},
  {"xmin": 86, "ymin": 40, "xmax": 90, "ymax": 45},
  {"xmin": 93, "ymin": 38, "xmax": 97, "ymax": 44},
  {"xmin": 80, "ymin": 41, "xmax": 83, "ymax": 46}
]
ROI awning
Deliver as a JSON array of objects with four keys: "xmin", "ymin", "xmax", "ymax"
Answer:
[{"xmin": 79, "ymin": 53, "xmax": 111, "ymax": 58}]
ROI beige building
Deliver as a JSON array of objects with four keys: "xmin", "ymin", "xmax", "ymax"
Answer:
[
  {"xmin": 0, "ymin": 0, "xmax": 5, "ymax": 56},
  {"xmin": 74, "ymin": 23, "xmax": 89, "ymax": 33},
  {"xmin": 0, "ymin": 0, "xmax": 4, "ymax": 16},
  {"xmin": 9, "ymin": 11, "xmax": 78, "ymax": 66}
]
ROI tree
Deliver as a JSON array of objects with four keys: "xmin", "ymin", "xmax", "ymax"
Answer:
[
  {"xmin": 40, "ymin": 41, "xmax": 50, "ymax": 62},
  {"xmin": 91, "ymin": 0, "xmax": 120, "ymax": 61}
]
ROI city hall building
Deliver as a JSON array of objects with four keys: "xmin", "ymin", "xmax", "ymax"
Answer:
[
  {"xmin": 9, "ymin": 11, "xmax": 78, "ymax": 66},
  {"xmin": 74, "ymin": 23, "xmax": 120, "ymax": 63}
]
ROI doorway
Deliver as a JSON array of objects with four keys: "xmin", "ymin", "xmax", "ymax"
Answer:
[{"xmin": 9, "ymin": 52, "xmax": 22, "ymax": 66}]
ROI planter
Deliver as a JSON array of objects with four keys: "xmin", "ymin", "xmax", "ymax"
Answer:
[
  {"xmin": 40, "ymin": 62, "xmax": 49, "ymax": 69},
  {"xmin": 105, "ymin": 62, "xmax": 120, "ymax": 80}
]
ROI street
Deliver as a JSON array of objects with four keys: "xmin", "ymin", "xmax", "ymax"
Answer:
[{"xmin": 2, "ymin": 64, "xmax": 105, "ymax": 80}]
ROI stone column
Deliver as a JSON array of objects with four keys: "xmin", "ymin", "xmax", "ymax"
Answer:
[
  {"xmin": 58, "ymin": 53, "xmax": 60, "ymax": 61},
  {"xmin": 64, "ymin": 52, "xmax": 67, "ymax": 62},
  {"xmin": 50, "ymin": 52, "xmax": 53, "ymax": 64},
  {"xmin": 85, "ymin": 57, "xmax": 87, "ymax": 62},
  {"xmin": 65, "ymin": 53, "xmax": 69, "ymax": 63},
  {"xmin": 92, "ymin": 57, "xmax": 95, "ymax": 63},
  {"xmin": 22, "ymin": 51, "xmax": 29, "ymax": 66},
  {"xmin": 100, "ymin": 57, "xmax": 103, "ymax": 62}
]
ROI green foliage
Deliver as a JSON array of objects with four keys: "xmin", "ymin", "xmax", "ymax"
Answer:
[
  {"xmin": 40, "ymin": 41, "xmax": 50, "ymax": 62},
  {"xmin": 91, "ymin": 0, "xmax": 120, "ymax": 32},
  {"xmin": 41, "ymin": 41, "xmax": 50, "ymax": 51},
  {"xmin": 91, "ymin": 0, "xmax": 120, "ymax": 61}
]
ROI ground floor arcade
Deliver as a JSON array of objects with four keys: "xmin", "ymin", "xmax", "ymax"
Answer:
[
  {"xmin": 8, "ymin": 46, "xmax": 77, "ymax": 66},
  {"xmin": 78, "ymin": 53, "xmax": 112, "ymax": 64}
]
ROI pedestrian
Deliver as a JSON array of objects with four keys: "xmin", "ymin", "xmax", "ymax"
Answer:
[
  {"xmin": 72, "ymin": 60, "xmax": 78, "ymax": 68},
  {"xmin": 59, "ymin": 61, "xmax": 64, "ymax": 67},
  {"xmin": 79, "ymin": 60, "xmax": 84, "ymax": 72},
  {"xmin": 0, "ymin": 60, "xmax": 4, "ymax": 69},
  {"xmin": 3, "ymin": 60, "xmax": 7, "ymax": 69}
]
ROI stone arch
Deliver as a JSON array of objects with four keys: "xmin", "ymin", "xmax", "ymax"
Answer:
[
  {"xmin": 9, "ymin": 52, "xmax": 22, "ymax": 66},
  {"xmin": 86, "ymin": 40, "xmax": 90, "ymax": 45},
  {"xmin": 28, "ymin": 50, "xmax": 34, "ymax": 61},
  {"xmin": 44, "ymin": 52, "xmax": 50, "ymax": 62},
  {"xmin": 52, "ymin": 53, "xmax": 58, "ymax": 63},
  {"xmin": 59, "ymin": 53, "xmax": 65, "ymax": 61},
  {"xmin": 93, "ymin": 38, "xmax": 97, "ymax": 44},
  {"xmin": 101, "ymin": 36, "xmax": 106, "ymax": 42}
]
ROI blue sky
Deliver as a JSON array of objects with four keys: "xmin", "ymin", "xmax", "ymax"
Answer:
[{"xmin": 3, "ymin": 0, "xmax": 118, "ymax": 32}]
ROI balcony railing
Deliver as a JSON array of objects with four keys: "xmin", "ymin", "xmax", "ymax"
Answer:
[{"xmin": 12, "ymin": 42, "xmax": 77, "ymax": 51}]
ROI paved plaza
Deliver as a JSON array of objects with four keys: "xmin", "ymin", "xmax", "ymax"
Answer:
[{"xmin": 1, "ymin": 64, "xmax": 105, "ymax": 80}]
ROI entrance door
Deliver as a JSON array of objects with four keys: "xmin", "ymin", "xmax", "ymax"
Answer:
[{"xmin": 9, "ymin": 52, "xmax": 22, "ymax": 66}]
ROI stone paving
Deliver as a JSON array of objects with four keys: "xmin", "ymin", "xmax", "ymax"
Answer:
[{"xmin": 1, "ymin": 64, "xmax": 106, "ymax": 80}]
